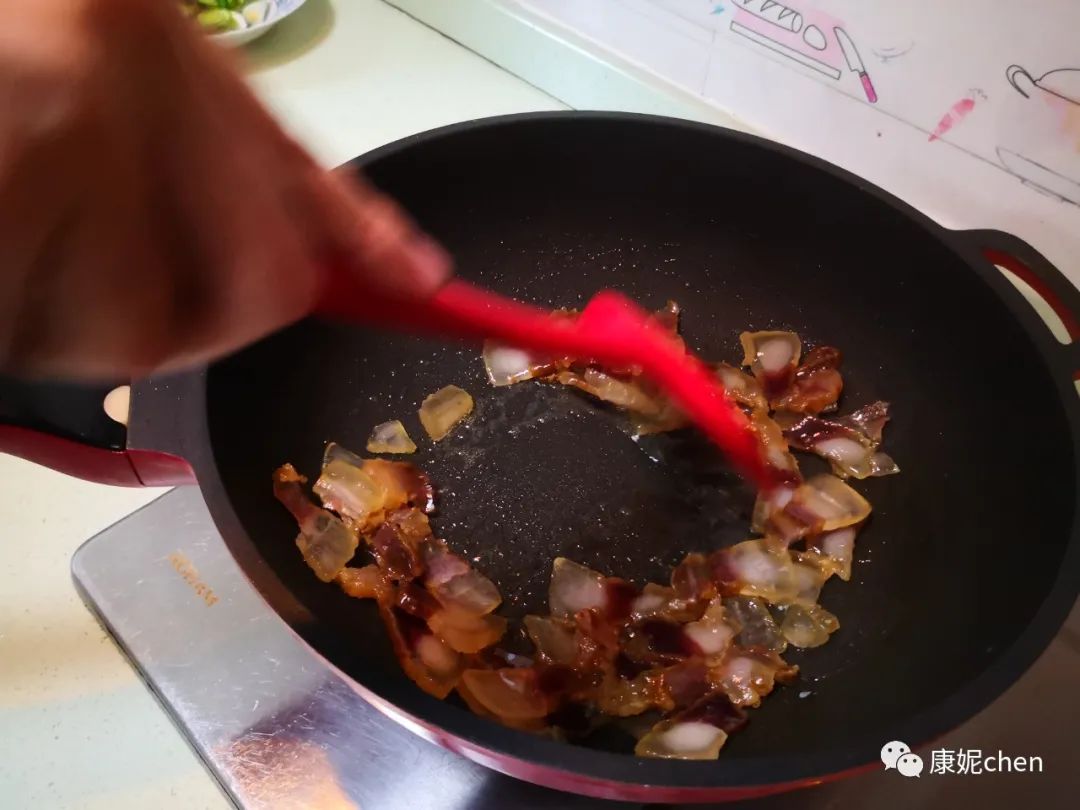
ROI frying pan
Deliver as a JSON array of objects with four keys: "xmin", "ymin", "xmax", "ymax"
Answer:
[{"xmin": 2, "ymin": 113, "xmax": 1079, "ymax": 803}]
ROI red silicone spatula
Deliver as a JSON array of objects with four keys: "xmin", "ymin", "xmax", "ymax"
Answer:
[{"xmin": 317, "ymin": 275, "xmax": 770, "ymax": 488}]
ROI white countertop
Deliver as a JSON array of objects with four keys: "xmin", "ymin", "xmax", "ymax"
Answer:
[{"xmin": 0, "ymin": 2, "xmax": 562, "ymax": 807}]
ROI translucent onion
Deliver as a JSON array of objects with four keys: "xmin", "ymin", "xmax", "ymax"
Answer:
[
  {"xmin": 419, "ymin": 385, "xmax": 474, "ymax": 441},
  {"xmin": 366, "ymin": 420, "xmax": 417, "ymax": 454},
  {"xmin": 273, "ymin": 465, "xmax": 359, "ymax": 582},
  {"xmin": 723, "ymin": 596, "xmax": 786, "ymax": 653},
  {"xmin": 313, "ymin": 443, "xmax": 388, "ymax": 525},
  {"xmin": 780, "ymin": 603, "xmax": 839, "ymax": 648}
]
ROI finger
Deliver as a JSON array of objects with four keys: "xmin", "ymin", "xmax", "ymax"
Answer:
[{"xmin": 296, "ymin": 165, "xmax": 452, "ymax": 299}]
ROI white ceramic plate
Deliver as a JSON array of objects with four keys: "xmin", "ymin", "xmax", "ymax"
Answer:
[{"xmin": 209, "ymin": 0, "xmax": 308, "ymax": 47}]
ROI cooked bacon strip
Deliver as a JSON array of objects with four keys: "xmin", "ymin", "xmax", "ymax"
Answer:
[
  {"xmin": 273, "ymin": 464, "xmax": 358, "ymax": 582},
  {"xmin": 740, "ymin": 331, "xmax": 802, "ymax": 400},
  {"xmin": 748, "ymin": 409, "xmax": 802, "ymax": 485},
  {"xmin": 778, "ymin": 402, "xmax": 899, "ymax": 479},
  {"xmin": 313, "ymin": 443, "xmax": 433, "ymax": 532},
  {"xmin": 772, "ymin": 345, "xmax": 843, "ymax": 414},
  {"xmin": 754, "ymin": 473, "xmax": 871, "ymax": 544},
  {"xmin": 709, "ymin": 539, "xmax": 828, "ymax": 606},
  {"xmin": 554, "ymin": 368, "xmax": 670, "ymax": 419},
  {"xmin": 711, "ymin": 648, "xmax": 798, "ymax": 708},
  {"xmin": 682, "ymin": 598, "xmax": 737, "ymax": 659},
  {"xmin": 635, "ymin": 692, "xmax": 747, "ymax": 759},
  {"xmin": 548, "ymin": 557, "xmax": 636, "ymax": 622}
]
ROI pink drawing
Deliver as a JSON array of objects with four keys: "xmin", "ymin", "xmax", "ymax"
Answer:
[
  {"xmin": 999, "ymin": 64, "xmax": 1080, "ymax": 205},
  {"xmin": 728, "ymin": 0, "xmax": 877, "ymax": 103},
  {"xmin": 928, "ymin": 97, "xmax": 977, "ymax": 142}
]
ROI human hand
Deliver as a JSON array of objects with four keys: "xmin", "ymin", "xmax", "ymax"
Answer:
[{"xmin": 0, "ymin": 0, "xmax": 450, "ymax": 379}]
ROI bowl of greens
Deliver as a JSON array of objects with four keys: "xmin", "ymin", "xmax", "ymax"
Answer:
[{"xmin": 182, "ymin": 0, "xmax": 307, "ymax": 46}]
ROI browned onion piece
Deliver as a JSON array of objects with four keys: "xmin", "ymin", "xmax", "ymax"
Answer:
[
  {"xmin": 366, "ymin": 420, "xmax": 418, "ymax": 454},
  {"xmin": 524, "ymin": 615, "xmax": 579, "ymax": 666},
  {"xmin": 273, "ymin": 464, "xmax": 359, "ymax": 582},
  {"xmin": 780, "ymin": 603, "xmax": 839, "ymax": 648},
  {"xmin": 455, "ymin": 676, "xmax": 549, "ymax": 732},
  {"xmin": 712, "ymin": 648, "xmax": 798, "ymax": 708},
  {"xmin": 634, "ymin": 692, "xmax": 747, "ymax": 759},
  {"xmin": 429, "ymin": 610, "xmax": 508, "ymax": 653},
  {"xmin": 549, "ymin": 557, "xmax": 607, "ymax": 618},
  {"xmin": 336, "ymin": 564, "xmax": 385, "ymax": 599},
  {"xmin": 740, "ymin": 331, "xmax": 802, "ymax": 400},
  {"xmin": 594, "ymin": 669, "xmax": 668, "ymax": 717},
  {"xmin": 381, "ymin": 604, "xmax": 462, "ymax": 699},
  {"xmin": 723, "ymin": 596, "xmax": 786, "ymax": 653},
  {"xmin": 418, "ymin": 385, "xmax": 474, "ymax": 441},
  {"xmin": 771, "ymin": 345, "xmax": 843, "ymax": 414},
  {"xmin": 364, "ymin": 460, "xmax": 436, "ymax": 514},
  {"xmin": 715, "ymin": 362, "xmax": 767, "ymax": 412},
  {"xmin": 368, "ymin": 513, "xmax": 425, "ymax": 582},
  {"xmin": 430, "ymin": 567, "xmax": 502, "ymax": 616},
  {"xmin": 460, "ymin": 668, "xmax": 551, "ymax": 721}
]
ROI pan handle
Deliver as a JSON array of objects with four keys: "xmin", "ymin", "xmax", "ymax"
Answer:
[
  {"xmin": 958, "ymin": 229, "xmax": 1080, "ymax": 370},
  {"xmin": 0, "ymin": 375, "xmax": 195, "ymax": 486}
]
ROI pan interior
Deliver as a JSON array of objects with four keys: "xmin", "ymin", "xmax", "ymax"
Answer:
[{"xmin": 207, "ymin": 117, "xmax": 1075, "ymax": 762}]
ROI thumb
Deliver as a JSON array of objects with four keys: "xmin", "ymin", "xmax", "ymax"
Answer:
[{"xmin": 301, "ymin": 165, "xmax": 452, "ymax": 299}]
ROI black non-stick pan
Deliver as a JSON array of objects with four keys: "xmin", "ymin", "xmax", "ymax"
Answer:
[{"xmin": 3, "ymin": 113, "xmax": 1079, "ymax": 802}]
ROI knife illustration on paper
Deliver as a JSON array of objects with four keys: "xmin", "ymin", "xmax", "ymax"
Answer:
[
  {"xmin": 834, "ymin": 26, "xmax": 878, "ymax": 103},
  {"xmin": 727, "ymin": 1, "xmax": 878, "ymax": 103}
]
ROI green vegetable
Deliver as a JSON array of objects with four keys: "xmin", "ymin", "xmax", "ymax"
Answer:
[
  {"xmin": 197, "ymin": 0, "xmax": 244, "ymax": 9},
  {"xmin": 196, "ymin": 8, "xmax": 239, "ymax": 31}
]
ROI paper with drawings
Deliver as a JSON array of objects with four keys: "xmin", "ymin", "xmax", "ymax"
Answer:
[{"xmin": 517, "ymin": 0, "xmax": 1080, "ymax": 287}]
